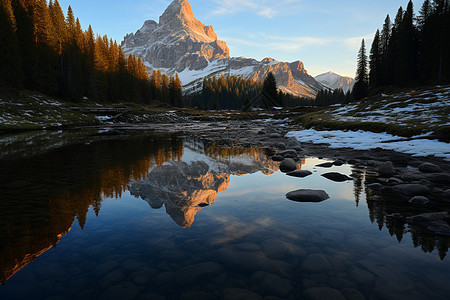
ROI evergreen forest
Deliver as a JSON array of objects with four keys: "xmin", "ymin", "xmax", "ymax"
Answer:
[
  {"xmin": 352, "ymin": 0, "xmax": 450, "ymax": 100},
  {"xmin": 188, "ymin": 74, "xmax": 312, "ymax": 110},
  {"xmin": 0, "ymin": 0, "xmax": 183, "ymax": 104}
]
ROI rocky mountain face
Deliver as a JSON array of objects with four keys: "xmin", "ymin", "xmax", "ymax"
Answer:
[
  {"xmin": 314, "ymin": 72, "xmax": 354, "ymax": 93},
  {"xmin": 121, "ymin": 0, "xmax": 324, "ymax": 98}
]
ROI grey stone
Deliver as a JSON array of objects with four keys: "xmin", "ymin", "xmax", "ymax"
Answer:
[
  {"xmin": 174, "ymin": 261, "xmax": 223, "ymax": 286},
  {"xmin": 277, "ymin": 149, "xmax": 298, "ymax": 159},
  {"xmin": 300, "ymin": 254, "xmax": 332, "ymax": 273},
  {"xmin": 316, "ymin": 162, "xmax": 333, "ymax": 168},
  {"xmin": 442, "ymin": 189, "xmax": 450, "ymax": 201},
  {"xmin": 286, "ymin": 189, "xmax": 330, "ymax": 203},
  {"xmin": 303, "ymin": 287, "xmax": 346, "ymax": 300},
  {"xmin": 277, "ymin": 142, "xmax": 286, "ymax": 150},
  {"xmin": 269, "ymin": 133, "xmax": 282, "ymax": 139},
  {"xmin": 102, "ymin": 270, "xmax": 124, "ymax": 287},
  {"xmin": 419, "ymin": 179, "xmax": 433, "ymax": 187},
  {"xmin": 95, "ymin": 261, "xmax": 119, "ymax": 275},
  {"xmin": 341, "ymin": 288, "xmax": 367, "ymax": 300},
  {"xmin": 223, "ymin": 288, "xmax": 262, "ymax": 300},
  {"xmin": 271, "ymin": 155, "xmax": 284, "ymax": 162},
  {"xmin": 426, "ymin": 173, "xmax": 450, "ymax": 184},
  {"xmin": 349, "ymin": 266, "xmax": 376, "ymax": 285},
  {"xmin": 123, "ymin": 259, "xmax": 143, "ymax": 271},
  {"xmin": 261, "ymin": 239, "xmax": 307, "ymax": 259},
  {"xmin": 387, "ymin": 177, "xmax": 403, "ymax": 185},
  {"xmin": 378, "ymin": 161, "xmax": 395, "ymax": 176},
  {"xmin": 366, "ymin": 183, "xmax": 385, "ymax": 191},
  {"xmin": 99, "ymin": 286, "xmax": 138, "ymax": 300},
  {"xmin": 180, "ymin": 291, "xmax": 215, "ymax": 300},
  {"xmin": 261, "ymin": 274, "xmax": 293, "ymax": 297},
  {"xmin": 408, "ymin": 196, "xmax": 430, "ymax": 205},
  {"xmin": 286, "ymin": 170, "xmax": 312, "ymax": 178},
  {"xmin": 321, "ymin": 172, "xmax": 352, "ymax": 182},
  {"xmin": 279, "ymin": 158, "xmax": 297, "ymax": 172},
  {"xmin": 419, "ymin": 162, "xmax": 442, "ymax": 173},
  {"xmin": 333, "ymin": 159, "xmax": 345, "ymax": 166},
  {"xmin": 392, "ymin": 184, "xmax": 430, "ymax": 197}
]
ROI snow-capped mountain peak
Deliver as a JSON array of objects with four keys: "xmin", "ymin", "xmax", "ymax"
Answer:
[
  {"xmin": 121, "ymin": 0, "xmax": 324, "ymax": 98},
  {"xmin": 314, "ymin": 71, "xmax": 354, "ymax": 92}
]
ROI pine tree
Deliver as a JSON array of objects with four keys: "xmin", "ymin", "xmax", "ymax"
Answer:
[
  {"xmin": 379, "ymin": 14, "xmax": 391, "ymax": 85},
  {"xmin": 369, "ymin": 29, "xmax": 381, "ymax": 88},
  {"xmin": 262, "ymin": 72, "xmax": 278, "ymax": 106},
  {"xmin": 353, "ymin": 39, "xmax": 369, "ymax": 101},
  {"xmin": 0, "ymin": 0, "xmax": 23, "ymax": 87},
  {"xmin": 395, "ymin": 0, "xmax": 418, "ymax": 84},
  {"xmin": 161, "ymin": 74, "xmax": 169, "ymax": 103}
]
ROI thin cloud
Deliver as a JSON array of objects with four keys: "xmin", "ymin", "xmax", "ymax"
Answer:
[{"xmin": 211, "ymin": 0, "xmax": 302, "ymax": 18}]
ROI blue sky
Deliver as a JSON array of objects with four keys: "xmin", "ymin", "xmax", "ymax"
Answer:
[{"xmin": 59, "ymin": 0, "xmax": 420, "ymax": 78}]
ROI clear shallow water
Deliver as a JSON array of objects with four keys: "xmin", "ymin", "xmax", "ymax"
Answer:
[{"xmin": 1, "ymin": 131, "xmax": 449, "ymax": 299}]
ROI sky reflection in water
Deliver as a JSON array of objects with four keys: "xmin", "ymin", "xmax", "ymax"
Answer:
[{"xmin": 0, "ymin": 132, "xmax": 449, "ymax": 299}]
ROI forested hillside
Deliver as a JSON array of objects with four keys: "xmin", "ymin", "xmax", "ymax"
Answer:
[
  {"xmin": 0, "ymin": 0, "xmax": 182, "ymax": 104},
  {"xmin": 353, "ymin": 0, "xmax": 450, "ymax": 99}
]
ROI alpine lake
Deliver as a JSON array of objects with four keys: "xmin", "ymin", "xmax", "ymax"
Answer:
[{"xmin": 1, "ymin": 127, "xmax": 450, "ymax": 300}]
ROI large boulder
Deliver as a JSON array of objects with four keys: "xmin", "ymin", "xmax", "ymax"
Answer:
[
  {"xmin": 279, "ymin": 158, "xmax": 297, "ymax": 172},
  {"xmin": 286, "ymin": 189, "xmax": 330, "ymax": 202},
  {"xmin": 378, "ymin": 161, "xmax": 395, "ymax": 176},
  {"xmin": 321, "ymin": 172, "xmax": 351, "ymax": 182},
  {"xmin": 392, "ymin": 184, "xmax": 430, "ymax": 197},
  {"xmin": 418, "ymin": 162, "xmax": 442, "ymax": 173},
  {"xmin": 286, "ymin": 170, "xmax": 312, "ymax": 178}
]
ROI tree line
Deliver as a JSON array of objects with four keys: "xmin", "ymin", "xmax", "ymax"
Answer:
[
  {"xmin": 0, "ymin": 0, "xmax": 182, "ymax": 104},
  {"xmin": 188, "ymin": 73, "xmax": 312, "ymax": 110},
  {"xmin": 353, "ymin": 0, "xmax": 450, "ymax": 100}
]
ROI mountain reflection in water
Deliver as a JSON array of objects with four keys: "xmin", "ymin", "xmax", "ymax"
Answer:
[{"xmin": 0, "ymin": 130, "xmax": 449, "ymax": 297}]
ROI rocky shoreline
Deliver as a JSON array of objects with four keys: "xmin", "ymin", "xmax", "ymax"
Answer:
[{"xmin": 163, "ymin": 119, "xmax": 450, "ymax": 237}]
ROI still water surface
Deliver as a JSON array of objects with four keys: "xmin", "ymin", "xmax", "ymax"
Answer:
[{"xmin": 1, "ymin": 130, "xmax": 449, "ymax": 299}]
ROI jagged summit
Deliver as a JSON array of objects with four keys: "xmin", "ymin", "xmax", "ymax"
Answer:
[
  {"xmin": 158, "ymin": 0, "xmax": 218, "ymax": 41},
  {"xmin": 122, "ymin": 0, "xmax": 229, "ymax": 71},
  {"xmin": 121, "ymin": 0, "xmax": 325, "ymax": 98},
  {"xmin": 314, "ymin": 71, "xmax": 354, "ymax": 93}
]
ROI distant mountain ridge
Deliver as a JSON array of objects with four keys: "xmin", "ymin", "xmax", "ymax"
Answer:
[
  {"xmin": 314, "ymin": 72, "xmax": 354, "ymax": 93},
  {"xmin": 121, "ymin": 0, "xmax": 325, "ymax": 98}
]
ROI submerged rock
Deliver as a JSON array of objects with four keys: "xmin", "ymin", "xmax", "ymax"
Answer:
[
  {"xmin": 321, "ymin": 172, "xmax": 352, "ymax": 182},
  {"xmin": 378, "ymin": 161, "xmax": 395, "ymax": 176},
  {"xmin": 419, "ymin": 162, "xmax": 442, "ymax": 173},
  {"xmin": 392, "ymin": 184, "xmax": 430, "ymax": 197},
  {"xmin": 280, "ymin": 158, "xmax": 297, "ymax": 172},
  {"xmin": 408, "ymin": 196, "xmax": 430, "ymax": 205},
  {"xmin": 286, "ymin": 170, "xmax": 312, "ymax": 178},
  {"xmin": 366, "ymin": 183, "xmax": 385, "ymax": 191},
  {"xmin": 303, "ymin": 287, "xmax": 346, "ymax": 300},
  {"xmin": 286, "ymin": 189, "xmax": 330, "ymax": 202},
  {"xmin": 442, "ymin": 189, "xmax": 450, "ymax": 202}
]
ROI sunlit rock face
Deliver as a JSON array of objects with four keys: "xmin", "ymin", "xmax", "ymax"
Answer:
[
  {"xmin": 122, "ymin": 0, "xmax": 229, "ymax": 72},
  {"xmin": 121, "ymin": 0, "xmax": 324, "ymax": 98}
]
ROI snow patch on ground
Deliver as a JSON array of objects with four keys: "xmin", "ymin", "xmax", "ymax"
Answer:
[{"xmin": 287, "ymin": 129, "xmax": 450, "ymax": 161}]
